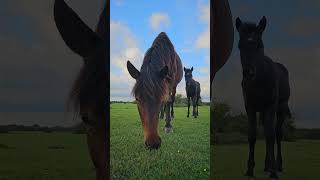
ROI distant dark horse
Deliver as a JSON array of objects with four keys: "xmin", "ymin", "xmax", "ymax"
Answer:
[
  {"xmin": 184, "ymin": 67, "xmax": 201, "ymax": 118},
  {"xmin": 127, "ymin": 32, "xmax": 183, "ymax": 149},
  {"xmin": 54, "ymin": 1, "xmax": 108, "ymax": 180},
  {"xmin": 236, "ymin": 16, "xmax": 291, "ymax": 179}
]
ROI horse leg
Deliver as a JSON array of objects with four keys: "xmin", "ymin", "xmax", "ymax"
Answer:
[
  {"xmin": 262, "ymin": 106, "xmax": 278, "ymax": 179},
  {"xmin": 196, "ymin": 96, "xmax": 199, "ymax": 117},
  {"xmin": 160, "ymin": 103, "xmax": 164, "ymax": 120},
  {"xmin": 245, "ymin": 108, "xmax": 257, "ymax": 177},
  {"xmin": 164, "ymin": 101, "xmax": 173, "ymax": 133},
  {"xmin": 276, "ymin": 111, "xmax": 285, "ymax": 172},
  {"xmin": 171, "ymin": 88, "xmax": 176, "ymax": 119},
  {"xmin": 187, "ymin": 96, "xmax": 190, "ymax": 118},
  {"xmin": 192, "ymin": 96, "xmax": 196, "ymax": 118}
]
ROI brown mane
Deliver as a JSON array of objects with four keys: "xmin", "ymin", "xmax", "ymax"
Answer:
[{"xmin": 132, "ymin": 32, "xmax": 179, "ymax": 102}]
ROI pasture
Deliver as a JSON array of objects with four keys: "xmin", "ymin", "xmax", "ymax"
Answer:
[
  {"xmin": 110, "ymin": 103, "xmax": 210, "ymax": 180},
  {"xmin": 0, "ymin": 132, "xmax": 94, "ymax": 180},
  {"xmin": 212, "ymin": 140, "xmax": 320, "ymax": 180}
]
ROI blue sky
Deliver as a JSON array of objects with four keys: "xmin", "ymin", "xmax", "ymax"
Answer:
[{"xmin": 110, "ymin": 0, "xmax": 210, "ymax": 102}]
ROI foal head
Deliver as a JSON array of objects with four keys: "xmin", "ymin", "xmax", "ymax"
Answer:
[
  {"xmin": 183, "ymin": 67, "xmax": 193, "ymax": 83},
  {"xmin": 236, "ymin": 16, "xmax": 266, "ymax": 52},
  {"xmin": 127, "ymin": 60, "xmax": 170, "ymax": 149},
  {"xmin": 236, "ymin": 16, "xmax": 267, "ymax": 80}
]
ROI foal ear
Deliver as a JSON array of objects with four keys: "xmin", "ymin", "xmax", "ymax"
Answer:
[
  {"xmin": 159, "ymin": 66, "xmax": 169, "ymax": 79},
  {"xmin": 235, "ymin": 17, "xmax": 242, "ymax": 31},
  {"xmin": 258, "ymin": 16, "xmax": 267, "ymax": 32},
  {"xmin": 127, "ymin": 61, "xmax": 140, "ymax": 79},
  {"xmin": 54, "ymin": 0, "xmax": 102, "ymax": 58},
  {"xmin": 191, "ymin": 67, "xmax": 193, "ymax": 71}
]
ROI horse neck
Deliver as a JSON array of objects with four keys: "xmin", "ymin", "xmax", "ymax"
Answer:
[
  {"xmin": 240, "ymin": 48, "xmax": 264, "ymax": 68},
  {"xmin": 185, "ymin": 77, "xmax": 193, "ymax": 86}
]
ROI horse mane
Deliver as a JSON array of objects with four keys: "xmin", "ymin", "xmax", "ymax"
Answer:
[{"xmin": 132, "ymin": 32, "xmax": 176, "ymax": 102}]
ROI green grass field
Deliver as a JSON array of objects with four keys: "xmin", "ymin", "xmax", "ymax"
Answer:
[
  {"xmin": 110, "ymin": 103, "xmax": 210, "ymax": 180},
  {"xmin": 212, "ymin": 140, "xmax": 320, "ymax": 180},
  {"xmin": 0, "ymin": 132, "xmax": 94, "ymax": 180}
]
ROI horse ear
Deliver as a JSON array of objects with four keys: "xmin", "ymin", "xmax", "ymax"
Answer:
[
  {"xmin": 127, "ymin": 61, "xmax": 140, "ymax": 79},
  {"xmin": 258, "ymin": 16, "xmax": 267, "ymax": 32},
  {"xmin": 54, "ymin": 0, "xmax": 102, "ymax": 58},
  {"xmin": 160, "ymin": 66, "xmax": 169, "ymax": 79},
  {"xmin": 184, "ymin": 67, "xmax": 186, "ymax": 72},
  {"xmin": 191, "ymin": 67, "xmax": 193, "ymax": 71},
  {"xmin": 235, "ymin": 17, "xmax": 242, "ymax": 31}
]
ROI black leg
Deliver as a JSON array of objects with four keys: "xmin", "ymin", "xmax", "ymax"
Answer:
[
  {"xmin": 245, "ymin": 108, "xmax": 257, "ymax": 178},
  {"xmin": 164, "ymin": 101, "xmax": 172, "ymax": 133},
  {"xmin": 160, "ymin": 104, "xmax": 164, "ymax": 120},
  {"xmin": 196, "ymin": 96, "xmax": 199, "ymax": 116},
  {"xmin": 187, "ymin": 97, "xmax": 190, "ymax": 118},
  {"xmin": 262, "ymin": 107, "xmax": 278, "ymax": 179},
  {"xmin": 276, "ymin": 111, "xmax": 285, "ymax": 172},
  {"xmin": 192, "ymin": 97, "xmax": 196, "ymax": 118},
  {"xmin": 171, "ymin": 88, "xmax": 176, "ymax": 119}
]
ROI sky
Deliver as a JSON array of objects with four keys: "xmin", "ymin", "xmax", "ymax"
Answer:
[
  {"xmin": 110, "ymin": 0, "xmax": 210, "ymax": 102},
  {"xmin": 213, "ymin": 0, "xmax": 320, "ymax": 128},
  {"xmin": 0, "ymin": 0, "xmax": 104, "ymax": 127}
]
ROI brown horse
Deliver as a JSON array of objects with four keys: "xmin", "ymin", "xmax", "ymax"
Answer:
[
  {"xmin": 210, "ymin": 0, "xmax": 234, "ymax": 171},
  {"xmin": 54, "ymin": 0, "xmax": 108, "ymax": 180},
  {"xmin": 127, "ymin": 32, "xmax": 183, "ymax": 149},
  {"xmin": 211, "ymin": 0, "xmax": 234, "ymax": 87}
]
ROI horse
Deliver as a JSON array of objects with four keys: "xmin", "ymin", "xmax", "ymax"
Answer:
[
  {"xmin": 211, "ymin": 0, "xmax": 234, "ymax": 86},
  {"xmin": 210, "ymin": 0, "xmax": 234, "ymax": 146},
  {"xmin": 235, "ymin": 16, "xmax": 291, "ymax": 179},
  {"xmin": 54, "ymin": 1, "xmax": 108, "ymax": 180},
  {"xmin": 184, "ymin": 67, "xmax": 201, "ymax": 118},
  {"xmin": 127, "ymin": 32, "xmax": 183, "ymax": 149}
]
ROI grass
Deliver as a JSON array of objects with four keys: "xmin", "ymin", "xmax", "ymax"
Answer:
[
  {"xmin": 110, "ymin": 103, "xmax": 210, "ymax": 180},
  {"xmin": 212, "ymin": 140, "xmax": 320, "ymax": 180},
  {"xmin": 0, "ymin": 132, "xmax": 94, "ymax": 180}
]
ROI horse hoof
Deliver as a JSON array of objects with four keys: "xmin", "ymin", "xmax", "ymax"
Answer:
[
  {"xmin": 244, "ymin": 170, "xmax": 254, "ymax": 178},
  {"xmin": 164, "ymin": 127, "xmax": 173, "ymax": 133},
  {"xmin": 269, "ymin": 172, "xmax": 279, "ymax": 180}
]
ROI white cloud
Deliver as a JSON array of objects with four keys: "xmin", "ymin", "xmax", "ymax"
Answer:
[
  {"xmin": 149, "ymin": 13, "xmax": 170, "ymax": 31},
  {"xmin": 195, "ymin": 3, "xmax": 210, "ymax": 49},
  {"xmin": 110, "ymin": 21, "xmax": 143, "ymax": 100}
]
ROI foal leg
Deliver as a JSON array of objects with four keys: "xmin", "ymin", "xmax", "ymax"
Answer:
[
  {"xmin": 171, "ymin": 88, "xmax": 176, "ymax": 119},
  {"xmin": 262, "ymin": 107, "xmax": 278, "ymax": 179},
  {"xmin": 276, "ymin": 111, "xmax": 285, "ymax": 172},
  {"xmin": 164, "ymin": 101, "xmax": 173, "ymax": 133},
  {"xmin": 192, "ymin": 97, "xmax": 196, "ymax": 118},
  {"xmin": 187, "ymin": 96, "xmax": 190, "ymax": 118},
  {"xmin": 160, "ymin": 103, "xmax": 164, "ymax": 120},
  {"xmin": 196, "ymin": 96, "xmax": 199, "ymax": 117},
  {"xmin": 245, "ymin": 109, "xmax": 257, "ymax": 178}
]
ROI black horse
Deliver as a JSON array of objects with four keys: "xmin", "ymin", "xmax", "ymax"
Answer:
[
  {"xmin": 184, "ymin": 67, "xmax": 201, "ymax": 118},
  {"xmin": 236, "ymin": 16, "xmax": 291, "ymax": 179}
]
